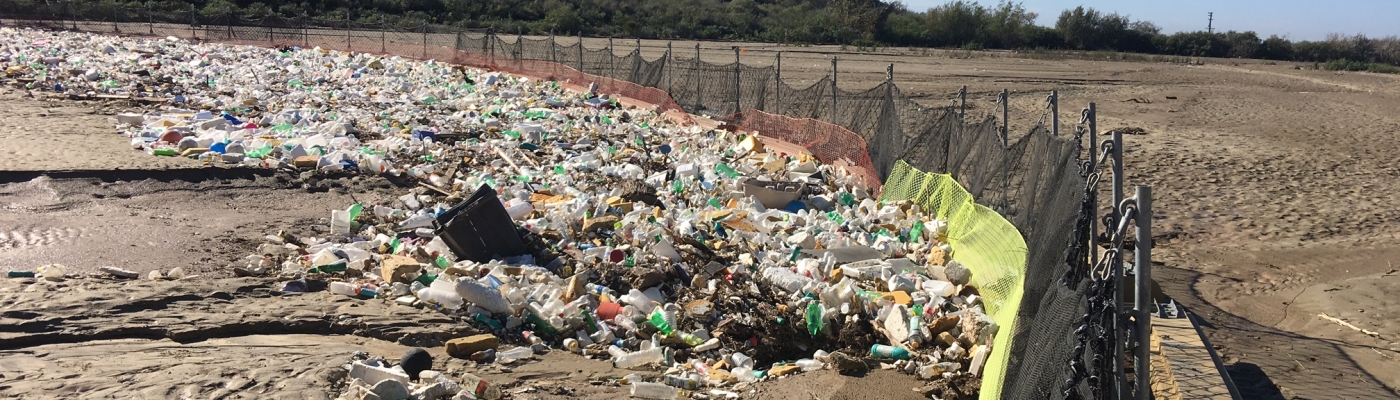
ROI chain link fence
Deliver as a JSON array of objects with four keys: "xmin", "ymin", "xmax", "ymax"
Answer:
[{"xmin": 0, "ymin": 3, "xmax": 1162, "ymax": 399}]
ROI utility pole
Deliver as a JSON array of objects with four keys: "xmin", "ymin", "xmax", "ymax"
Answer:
[{"xmin": 1207, "ymin": 12, "xmax": 1214, "ymax": 34}]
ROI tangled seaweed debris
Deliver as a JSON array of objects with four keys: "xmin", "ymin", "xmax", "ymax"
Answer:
[{"xmin": 2, "ymin": 28, "xmax": 991, "ymax": 399}]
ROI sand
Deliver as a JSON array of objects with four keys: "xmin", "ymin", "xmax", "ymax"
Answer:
[{"xmin": 3, "ymin": 34, "xmax": 1400, "ymax": 398}]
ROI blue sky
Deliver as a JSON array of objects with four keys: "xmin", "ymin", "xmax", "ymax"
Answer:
[{"xmin": 899, "ymin": 0, "xmax": 1400, "ymax": 41}]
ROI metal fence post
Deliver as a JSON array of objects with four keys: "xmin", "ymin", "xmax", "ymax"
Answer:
[
  {"xmin": 830, "ymin": 57, "xmax": 838, "ymax": 123},
  {"xmin": 516, "ymin": 31, "xmax": 522, "ymax": 60},
  {"xmin": 488, "ymin": 28, "xmax": 495, "ymax": 64},
  {"xmin": 694, "ymin": 43, "xmax": 701, "ymax": 111},
  {"xmin": 1110, "ymin": 129, "xmax": 1126, "ymax": 400},
  {"xmin": 733, "ymin": 46, "xmax": 740, "ymax": 115},
  {"xmin": 999, "ymin": 89, "xmax": 1010, "ymax": 210},
  {"xmin": 886, "ymin": 63, "xmax": 894, "ymax": 93},
  {"xmin": 302, "ymin": 15, "xmax": 309, "ymax": 48},
  {"xmin": 1000, "ymin": 89, "xmax": 1009, "ymax": 147},
  {"xmin": 112, "ymin": 5, "xmax": 118, "ymax": 33},
  {"xmin": 1133, "ymin": 185, "xmax": 1153, "ymax": 400},
  {"xmin": 550, "ymin": 31, "xmax": 557, "ymax": 63},
  {"xmin": 775, "ymin": 52, "xmax": 782, "ymax": 115},
  {"xmin": 1050, "ymin": 90, "xmax": 1060, "ymax": 136},
  {"xmin": 666, "ymin": 42, "xmax": 673, "ymax": 95},
  {"xmin": 380, "ymin": 16, "xmax": 386, "ymax": 54},
  {"xmin": 147, "ymin": 1, "xmax": 153, "ymax": 35},
  {"xmin": 189, "ymin": 4, "xmax": 195, "ymax": 39},
  {"xmin": 344, "ymin": 13, "xmax": 350, "ymax": 51},
  {"xmin": 607, "ymin": 37, "xmax": 614, "ymax": 76},
  {"xmin": 959, "ymin": 86, "xmax": 966, "ymax": 121},
  {"xmin": 423, "ymin": 25, "xmax": 429, "ymax": 59},
  {"xmin": 226, "ymin": 12, "xmax": 232, "ymax": 40},
  {"xmin": 1087, "ymin": 102, "xmax": 1098, "ymax": 267},
  {"xmin": 576, "ymin": 32, "xmax": 583, "ymax": 71},
  {"xmin": 268, "ymin": 24, "xmax": 274, "ymax": 44}
]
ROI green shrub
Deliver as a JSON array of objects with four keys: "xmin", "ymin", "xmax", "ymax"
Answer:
[{"xmin": 1323, "ymin": 59, "xmax": 1400, "ymax": 74}]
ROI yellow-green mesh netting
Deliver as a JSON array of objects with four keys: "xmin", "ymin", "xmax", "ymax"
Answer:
[{"xmin": 879, "ymin": 160, "xmax": 1027, "ymax": 400}]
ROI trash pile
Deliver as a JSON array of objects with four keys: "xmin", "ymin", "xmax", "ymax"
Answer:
[{"xmin": 2, "ymin": 28, "xmax": 994, "ymax": 399}]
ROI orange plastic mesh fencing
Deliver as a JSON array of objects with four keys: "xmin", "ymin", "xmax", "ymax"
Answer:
[{"xmin": 721, "ymin": 110, "xmax": 883, "ymax": 191}]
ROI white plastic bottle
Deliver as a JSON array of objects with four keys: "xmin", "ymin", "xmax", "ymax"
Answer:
[
  {"xmin": 629, "ymin": 382, "xmax": 680, "ymax": 399},
  {"xmin": 329, "ymin": 281, "xmax": 358, "ymax": 296},
  {"xmin": 496, "ymin": 346, "xmax": 534, "ymax": 364},
  {"xmin": 796, "ymin": 358, "xmax": 825, "ymax": 371},
  {"xmin": 456, "ymin": 278, "xmax": 512, "ymax": 314},
  {"xmin": 613, "ymin": 347, "xmax": 666, "ymax": 369}
]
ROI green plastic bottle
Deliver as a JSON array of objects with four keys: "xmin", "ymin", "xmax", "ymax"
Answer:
[
  {"xmin": 715, "ymin": 163, "xmax": 741, "ymax": 179},
  {"xmin": 805, "ymin": 302, "xmax": 823, "ymax": 335},
  {"xmin": 839, "ymin": 192, "xmax": 857, "ymax": 206},
  {"xmin": 648, "ymin": 309, "xmax": 674, "ymax": 335}
]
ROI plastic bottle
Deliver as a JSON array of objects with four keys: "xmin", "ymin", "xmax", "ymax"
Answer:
[
  {"xmin": 630, "ymin": 382, "xmax": 680, "ymax": 399},
  {"xmin": 663, "ymin": 374, "xmax": 701, "ymax": 390},
  {"xmin": 456, "ymin": 278, "xmax": 512, "ymax": 314},
  {"xmin": 416, "ymin": 286, "xmax": 464, "ymax": 309},
  {"xmin": 614, "ymin": 347, "xmax": 666, "ymax": 369},
  {"xmin": 459, "ymin": 372, "xmax": 502, "ymax": 400},
  {"xmin": 796, "ymin": 358, "xmax": 825, "ymax": 372},
  {"xmin": 923, "ymin": 280, "xmax": 956, "ymax": 297},
  {"xmin": 692, "ymin": 338, "xmax": 721, "ymax": 352},
  {"xmin": 648, "ymin": 309, "xmax": 673, "ymax": 335},
  {"xmin": 496, "ymin": 346, "xmax": 534, "ymax": 364},
  {"xmin": 761, "ymin": 267, "xmax": 811, "ymax": 294},
  {"xmin": 805, "ymin": 302, "xmax": 824, "ymax": 335},
  {"xmin": 329, "ymin": 281, "xmax": 358, "ymax": 296},
  {"xmin": 870, "ymin": 344, "xmax": 911, "ymax": 360}
]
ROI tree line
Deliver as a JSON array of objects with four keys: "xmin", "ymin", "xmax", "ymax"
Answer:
[{"xmin": 53, "ymin": 0, "xmax": 1400, "ymax": 70}]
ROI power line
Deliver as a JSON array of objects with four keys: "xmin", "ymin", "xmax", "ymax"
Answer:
[{"xmin": 1207, "ymin": 12, "xmax": 1214, "ymax": 34}]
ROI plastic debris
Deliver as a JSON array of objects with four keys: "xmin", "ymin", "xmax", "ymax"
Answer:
[{"xmin": 0, "ymin": 28, "xmax": 997, "ymax": 396}]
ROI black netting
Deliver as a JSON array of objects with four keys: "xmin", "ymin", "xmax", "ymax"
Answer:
[{"xmin": 0, "ymin": 9, "xmax": 1114, "ymax": 397}]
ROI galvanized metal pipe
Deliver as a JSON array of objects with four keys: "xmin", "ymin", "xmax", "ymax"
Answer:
[{"xmin": 1134, "ymin": 185, "xmax": 1153, "ymax": 400}]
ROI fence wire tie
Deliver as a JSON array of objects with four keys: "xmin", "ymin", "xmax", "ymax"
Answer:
[{"xmin": 1079, "ymin": 107, "xmax": 1092, "ymax": 124}]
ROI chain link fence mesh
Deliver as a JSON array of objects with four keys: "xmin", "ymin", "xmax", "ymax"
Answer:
[{"xmin": 0, "ymin": 4, "xmax": 1134, "ymax": 398}]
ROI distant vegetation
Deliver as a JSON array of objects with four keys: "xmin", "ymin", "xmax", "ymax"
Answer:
[{"xmin": 77, "ymin": 0, "xmax": 1400, "ymax": 70}]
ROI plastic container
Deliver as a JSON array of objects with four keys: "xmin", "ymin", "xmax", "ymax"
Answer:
[
  {"xmin": 870, "ymin": 344, "xmax": 911, "ymax": 360},
  {"xmin": 37, "ymin": 264, "xmax": 67, "ymax": 281},
  {"xmin": 630, "ymin": 382, "xmax": 680, "ymax": 399},
  {"xmin": 796, "ymin": 358, "xmax": 824, "ymax": 371},
  {"xmin": 596, "ymin": 301, "xmax": 624, "ymax": 321}
]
